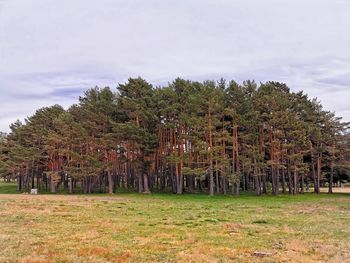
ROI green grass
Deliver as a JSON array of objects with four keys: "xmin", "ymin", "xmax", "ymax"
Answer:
[
  {"xmin": 0, "ymin": 181, "xmax": 17, "ymax": 194},
  {"xmin": 0, "ymin": 182, "xmax": 349, "ymax": 262}
]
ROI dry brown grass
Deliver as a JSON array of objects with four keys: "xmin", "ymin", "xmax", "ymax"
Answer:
[{"xmin": 0, "ymin": 192, "xmax": 349, "ymax": 262}]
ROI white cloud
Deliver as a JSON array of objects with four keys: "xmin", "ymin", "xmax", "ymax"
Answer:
[{"xmin": 0, "ymin": 0, "xmax": 350, "ymax": 131}]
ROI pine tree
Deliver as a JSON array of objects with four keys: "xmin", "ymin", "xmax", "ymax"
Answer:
[{"xmin": 1, "ymin": 78, "xmax": 349, "ymax": 195}]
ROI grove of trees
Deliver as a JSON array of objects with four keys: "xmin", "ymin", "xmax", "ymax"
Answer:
[{"xmin": 1, "ymin": 78, "xmax": 349, "ymax": 195}]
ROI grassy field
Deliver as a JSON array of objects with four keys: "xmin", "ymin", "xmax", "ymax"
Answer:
[{"xmin": 0, "ymin": 182, "xmax": 349, "ymax": 262}]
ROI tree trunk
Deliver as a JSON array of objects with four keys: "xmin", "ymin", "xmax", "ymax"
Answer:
[
  {"xmin": 276, "ymin": 167, "xmax": 280, "ymax": 195},
  {"xmin": 17, "ymin": 175, "xmax": 22, "ymax": 192},
  {"xmin": 209, "ymin": 110, "xmax": 214, "ymax": 196},
  {"xmin": 215, "ymin": 161, "xmax": 220, "ymax": 194},
  {"xmin": 231, "ymin": 126, "xmax": 235, "ymax": 195},
  {"xmin": 209, "ymin": 165, "xmax": 214, "ymax": 196},
  {"xmin": 281, "ymin": 167, "xmax": 286, "ymax": 194},
  {"xmin": 255, "ymin": 176, "xmax": 260, "ymax": 196},
  {"xmin": 178, "ymin": 125, "xmax": 184, "ymax": 194},
  {"xmin": 300, "ymin": 174, "xmax": 304, "ymax": 194},
  {"xmin": 254, "ymin": 159, "xmax": 260, "ymax": 196},
  {"xmin": 68, "ymin": 177, "xmax": 73, "ymax": 194},
  {"xmin": 107, "ymin": 171, "xmax": 114, "ymax": 194},
  {"xmin": 328, "ymin": 146, "xmax": 335, "ymax": 194},
  {"xmin": 50, "ymin": 176, "xmax": 56, "ymax": 193},
  {"xmin": 143, "ymin": 173, "xmax": 150, "ymax": 194},
  {"xmin": 234, "ymin": 181, "xmax": 240, "ymax": 195},
  {"xmin": 293, "ymin": 169, "xmax": 297, "ymax": 195},
  {"xmin": 312, "ymin": 161, "xmax": 317, "ymax": 193},
  {"xmin": 138, "ymin": 174, "xmax": 143, "ymax": 193},
  {"xmin": 316, "ymin": 154, "xmax": 321, "ymax": 194},
  {"xmin": 271, "ymin": 170, "xmax": 276, "ymax": 195},
  {"xmin": 328, "ymin": 163, "xmax": 334, "ymax": 194},
  {"xmin": 287, "ymin": 161, "xmax": 292, "ymax": 194},
  {"xmin": 222, "ymin": 175, "xmax": 227, "ymax": 195},
  {"xmin": 262, "ymin": 175, "xmax": 267, "ymax": 194}
]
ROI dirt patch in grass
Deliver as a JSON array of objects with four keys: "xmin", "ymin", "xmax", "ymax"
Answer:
[
  {"xmin": 276, "ymin": 239, "xmax": 343, "ymax": 263},
  {"xmin": 224, "ymin": 223, "xmax": 243, "ymax": 234},
  {"xmin": 177, "ymin": 243, "xmax": 235, "ymax": 262}
]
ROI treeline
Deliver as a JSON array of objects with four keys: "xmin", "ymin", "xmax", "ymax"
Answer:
[{"xmin": 0, "ymin": 78, "xmax": 349, "ymax": 195}]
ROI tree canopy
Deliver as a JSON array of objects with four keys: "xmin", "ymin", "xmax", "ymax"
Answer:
[{"xmin": 1, "ymin": 78, "xmax": 349, "ymax": 195}]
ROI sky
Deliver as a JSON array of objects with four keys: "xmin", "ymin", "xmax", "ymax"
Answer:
[{"xmin": 0, "ymin": 0, "xmax": 350, "ymax": 132}]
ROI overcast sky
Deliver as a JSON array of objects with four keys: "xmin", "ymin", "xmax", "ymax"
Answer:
[{"xmin": 0, "ymin": 0, "xmax": 350, "ymax": 132}]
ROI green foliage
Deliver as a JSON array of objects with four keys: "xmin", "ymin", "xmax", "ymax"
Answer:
[{"xmin": 0, "ymin": 78, "xmax": 349, "ymax": 195}]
